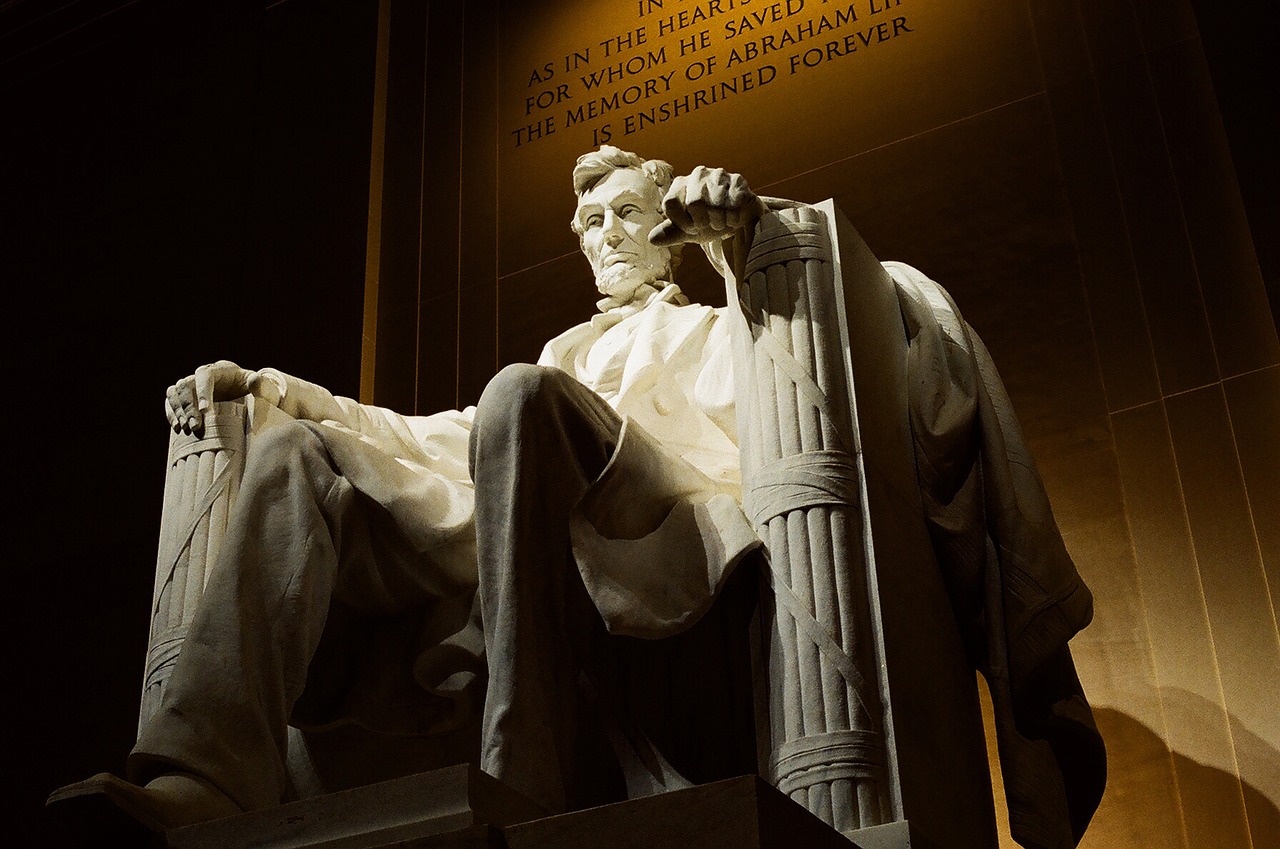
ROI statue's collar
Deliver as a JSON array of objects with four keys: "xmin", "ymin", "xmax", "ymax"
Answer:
[{"xmin": 592, "ymin": 282, "xmax": 688, "ymax": 329}]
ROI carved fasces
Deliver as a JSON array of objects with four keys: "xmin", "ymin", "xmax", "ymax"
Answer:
[
  {"xmin": 140, "ymin": 397, "xmax": 292, "ymax": 731},
  {"xmin": 730, "ymin": 204, "xmax": 891, "ymax": 834}
]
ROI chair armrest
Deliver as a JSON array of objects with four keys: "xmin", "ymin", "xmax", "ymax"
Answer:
[{"xmin": 138, "ymin": 398, "xmax": 256, "ymax": 730}]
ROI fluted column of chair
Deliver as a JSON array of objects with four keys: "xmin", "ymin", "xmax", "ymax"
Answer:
[
  {"xmin": 732, "ymin": 205, "xmax": 889, "ymax": 832},
  {"xmin": 140, "ymin": 400, "xmax": 248, "ymax": 730}
]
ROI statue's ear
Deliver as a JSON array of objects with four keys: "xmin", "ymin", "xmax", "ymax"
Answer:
[{"xmin": 643, "ymin": 158, "xmax": 675, "ymax": 190}]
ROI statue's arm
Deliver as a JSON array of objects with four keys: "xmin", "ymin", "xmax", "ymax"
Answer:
[
  {"xmin": 648, "ymin": 166, "xmax": 805, "ymax": 282},
  {"xmin": 648, "ymin": 165, "xmax": 769, "ymax": 251},
  {"xmin": 164, "ymin": 360, "xmax": 464, "ymax": 467},
  {"xmin": 163, "ymin": 359, "xmax": 376, "ymax": 434}
]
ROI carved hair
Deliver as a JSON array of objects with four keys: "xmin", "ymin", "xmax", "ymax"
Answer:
[
  {"xmin": 570, "ymin": 145, "xmax": 682, "ymax": 274},
  {"xmin": 571, "ymin": 145, "xmax": 674, "ymax": 201}
]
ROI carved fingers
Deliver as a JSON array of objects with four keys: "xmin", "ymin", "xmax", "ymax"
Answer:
[
  {"xmin": 165, "ymin": 360, "xmax": 258, "ymax": 435},
  {"xmin": 649, "ymin": 165, "xmax": 765, "ymax": 247}
]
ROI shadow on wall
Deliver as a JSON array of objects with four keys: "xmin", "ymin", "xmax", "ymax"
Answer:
[{"xmin": 1087, "ymin": 703, "xmax": 1278, "ymax": 849}]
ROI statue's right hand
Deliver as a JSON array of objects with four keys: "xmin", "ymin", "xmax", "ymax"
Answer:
[
  {"xmin": 649, "ymin": 166, "xmax": 767, "ymax": 247},
  {"xmin": 165, "ymin": 360, "xmax": 260, "ymax": 435}
]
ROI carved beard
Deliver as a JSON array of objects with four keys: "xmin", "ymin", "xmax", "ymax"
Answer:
[{"xmin": 594, "ymin": 254, "xmax": 672, "ymax": 308}]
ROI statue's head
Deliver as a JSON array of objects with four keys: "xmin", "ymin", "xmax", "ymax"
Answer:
[{"xmin": 571, "ymin": 146, "xmax": 683, "ymax": 309}]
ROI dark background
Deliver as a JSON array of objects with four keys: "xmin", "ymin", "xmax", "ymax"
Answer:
[
  {"xmin": 2, "ymin": 3, "xmax": 376, "ymax": 844},
  {"xmin": 2, "ymin": 1, "xmax": 1275, "ymax": 846}
]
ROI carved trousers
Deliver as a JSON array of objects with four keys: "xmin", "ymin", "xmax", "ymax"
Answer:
[
  {"xmin": 128, "ymin": 416, "xmax": 460, "ymax": 809},
  {"xmin": 129, "ymin": 364, "xmax": 626, "ymax": 814},
  {"xmin": 470, "ymin": 364, "xmax": 628, "ymax": 814}
]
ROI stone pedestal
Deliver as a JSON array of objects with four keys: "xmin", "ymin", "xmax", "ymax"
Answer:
[
  {"xmin": 167, "ymin": 764, "xmax": 543, "ymax": 849},
  {"xmin": 503, "ymin": 774, "xmax": 904, "ymax": 849},
  {"xmin": 166, "ymin": 767, "xmax": 917, "ymax": 849}
]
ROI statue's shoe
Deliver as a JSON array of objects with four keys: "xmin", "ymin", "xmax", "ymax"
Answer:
[{"xmin": 46, "ymin": 772, "xmax": 242, "ymax": 846}]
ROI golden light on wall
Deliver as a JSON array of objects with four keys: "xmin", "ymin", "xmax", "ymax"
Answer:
[
  {"xmin": 480, "ymin": 3, "xmax": 1280, "ymax": 847},
  {"xmin": 495, "ymin": 0, "xmax": 1043, "ymax": 279}
]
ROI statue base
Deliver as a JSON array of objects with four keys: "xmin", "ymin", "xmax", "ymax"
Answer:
[
  {"xmin": 167, "ymin": 764, "xmax": 543, "ymax": 849},
  {"xmin": 503, "ymin": 774, "xmax": 905, "ymax": 849},
  {"xmin": 168, "ymin": 765, "xmax": 915, "ymax": 849}
]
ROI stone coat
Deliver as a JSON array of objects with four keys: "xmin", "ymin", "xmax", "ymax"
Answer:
[{"xmin": 272, "ymin": 263, "xmax": 1102, "ymax": 847}]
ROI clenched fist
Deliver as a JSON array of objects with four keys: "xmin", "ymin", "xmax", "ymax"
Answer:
[{"xmin": 648, "ymin": 165, "xmax": 767, "ymax": 247}]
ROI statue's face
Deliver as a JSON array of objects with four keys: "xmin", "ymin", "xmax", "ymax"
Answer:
[{"xmin": 574, "ymin": 167, "xmax": 671, "ymax": 304}]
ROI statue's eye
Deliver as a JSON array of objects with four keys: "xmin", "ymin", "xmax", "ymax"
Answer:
[
  {"xmin": 584, "ymin": 214, "xmax": 604, "ymax": 229},
  {"xmin": 619, "ymin": 204, "xmax": 641, "ymax": 219}
]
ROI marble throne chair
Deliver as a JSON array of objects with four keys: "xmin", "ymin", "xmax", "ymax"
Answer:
[{"xmin": 139, "ymin": 201, "xmax": 1002, "ymax": 849}]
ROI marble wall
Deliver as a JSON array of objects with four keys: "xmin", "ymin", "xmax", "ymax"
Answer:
[
  {"xmin": 366, "ymin": 1, "xmax": 1278, "ymax": 846},
  {"xmin": 4, "ymin": 3, "xmax": 382, "ymax": 846},
  {"xmin": 9, "ymin": 1, "xmax": 1268, "ymax": 845}
]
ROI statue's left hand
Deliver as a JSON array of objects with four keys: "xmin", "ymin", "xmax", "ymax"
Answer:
[
  {"xmin": 649, "ymin": 166, "xmax": 768, "ymax": 247},
  {"xmin": 165, "ymin": 360, "xmax": 266, "ymax": 436}
]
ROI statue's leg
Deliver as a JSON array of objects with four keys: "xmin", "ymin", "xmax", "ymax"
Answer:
[
  {"xmin": 470, "ymin": 364, "xmax": 622, "ymax": 815},
  {"xmin": 128, "ymin": 419, "xmax": 440, "ymax": 812}
]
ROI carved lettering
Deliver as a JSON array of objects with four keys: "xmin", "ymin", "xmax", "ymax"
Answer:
[
  {"xmin": 723, "ymin": 0, "xmax": 806, "ymax": 38},
  {"xmin": 786, "ymin": 16, "xmax": 913, "ymax": 75},
  {"xmin": 506, "ymin": 0, "xmax": 919, "ymax": 148},
  {"xmin": 580, "ymin": 48, "xmax": 669, "ymax": 90}
]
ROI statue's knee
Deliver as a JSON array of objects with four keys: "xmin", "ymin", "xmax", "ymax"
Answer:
[
  {"xmin": 477, "ymin": 363, "xmax": 569, "ymax": 423},
  {"xmin": 471, "ymin": 365, "xmax": 572, "ymax": 473}
]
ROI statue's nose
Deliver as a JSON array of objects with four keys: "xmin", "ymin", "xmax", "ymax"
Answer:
[
  {"xmin": 602, "ymin": 209, "xmax": 627, "ymax": 238},
  {"xmin": 605, "ymin": 231, "xmax": 624, "ymax": 248}
]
